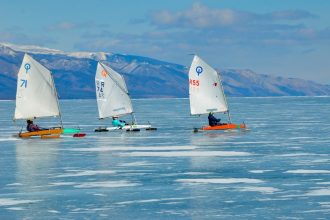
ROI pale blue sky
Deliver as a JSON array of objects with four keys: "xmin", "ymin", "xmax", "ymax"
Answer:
[{"xmin": 1, "ymin": 0, "xmax": 330, "ymax": 83}]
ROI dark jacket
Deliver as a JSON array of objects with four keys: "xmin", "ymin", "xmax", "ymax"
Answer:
[
  {"xmin": 208, "ymin": 114, "xmax": 220, "ymax": 126},
  {"xmin": 27, "ymin": 123, "xmax": 40, "ymax": 132}
]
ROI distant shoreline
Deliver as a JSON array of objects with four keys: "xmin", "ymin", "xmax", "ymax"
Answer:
[{"xmin": 1, "ymin": 95, "xmax": 330, "ymax": 102}]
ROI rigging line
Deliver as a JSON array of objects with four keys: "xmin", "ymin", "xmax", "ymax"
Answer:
[
  {"xmin": 99, "ymin": 62, "xmax": 130, "ymax": 96},
  {"xmin": 51, "ymin": 72, "xmax": 63, "ymax": 128},
  {"xmin": 217, "ymin": 71, "xmax": 232, "ymax": 123},
  {"xmin": 27, "ymin": 54, "xmax": 55, "ymax": 90}
]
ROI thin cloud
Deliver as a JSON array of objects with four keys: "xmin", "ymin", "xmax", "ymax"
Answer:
[
  {"xmin": 73, "ymin": 2, "xmax": 328, "ymax": 66},
  {"xmin": 0, "ymin": 31, "xmax": 56, "ymax": 46},
  {"xmin": 74, "ymin": 38, "xmax": 122, "ymax": 52},
  {"xmin": 150, "ymin": 2, "xmax": 316, "ymax": 29},
  {"xmin": 128, "ymin": 18, "xmax": 146, "ymax": 25},
  {"xmin": 81, "ymin": 30, "xmax": 113, "ymax": 39},
  {"xmin": 269, "ymin": 10, "xmax": 316, "ymax": 20},
  {"xmin": 150, "ymin": 3, "xmax": 247, "ymax": 28},
  {"xmin": 143, "ymin": 2, "xmax": 326, "ymax": 49},
  {"xmin": 47, "ymin": 21, "xmax": 77, "ymax": 31},
  {"xmin": 46, "ymin": 21, "xmax": 110, "ymax": 31}
]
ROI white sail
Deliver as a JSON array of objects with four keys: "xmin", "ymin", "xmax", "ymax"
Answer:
[
  {"xmin": 14, "ymin": 54, "xmax": 60, "ymax": 120},
  {"xmin": 189, "ymin": 55, "xmax": 228, "ymax": 115},
  {"xmin": 95, "ymin": 62, "xmax": 133, "ymax": 119}
]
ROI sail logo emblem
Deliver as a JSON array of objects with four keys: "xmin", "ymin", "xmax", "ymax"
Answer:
[
  {"xmin": 24, "ymin": 63, "xmax": 31, "ymax": 73},
  {"xmin": 101, "ymin": 70, "xmax": 107, "ymax": 77},
  {"xmin": 196, "ymin": 66, "xmax": 203, "ymax": 76}
]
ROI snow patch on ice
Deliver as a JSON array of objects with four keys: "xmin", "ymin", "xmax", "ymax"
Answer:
[
  {"xmin": 0, "ymin": 198, "xmax": 41, "ymax": 206},
  {"xmin": 56, "ymin": 170, "xmax": 115, "ymax": 178},
  {"xmin": 48, "ymin": 210, "xmax": 60, "ymax": 213},
  {"xmin": 93, "ymin": 193, "xmax": 107, "ymax": 197},
  {"xmin": 118, "ymin": 151, "xmax": 251, "ymax": 157},
  {"xmin": 319, "ymin": 202, "xmax": 330, "ymax": 208},
  {"xmin": 115, "ymin": 196, "xmax": 203, "ymax": 205},
  {"xmin": 74, "ymin": 180, "xmax": 140, "ymax": 188},
  {"xmin": 0, "ymin": 138, "xmax": 19, "ymax": 142},
  {"xmin": 176, "ymin": 178, "xmax": 264, "ymax": 184},
  {"xmin": 183, "ymin": 172, "xmax": 213, "ymax": 175},
  {"xmin": 249, "ymin": 170, "xmax": 273, "ymax": 174},
  {"xmin": 239, "ymin": 186, "xmax": 280, "ymax": 194},
  {"xmin": 317, "ymin": 182, "xmax": 330, "ymax": 185},
  {"xmin": 118, "ymin": 161, "xmax": 156, "ymax": 167},
  {"xmin": 279, "ymin": 153, "xmax": 321, "ymax": 157},
  {"xmin": 49, "ymin": 182, "xmax": 76, "ymax": 186},
  {"xmin": 6, "ymin": 207, "xmax": 25, "ymax": 211},
  {"xmin": 66, "ymin": 146, "xmax": 197, "ymax": 152},
  {"xmin": 6, "ymin": 183, "xmax": 23, "ymax": 186},
  {"xmin": 305, "ymin": 188, "xmax": 330, "ymax": 196},
  {"xmin": 285, "ymin": 170, "xmax": 330, "ymax": 174}
]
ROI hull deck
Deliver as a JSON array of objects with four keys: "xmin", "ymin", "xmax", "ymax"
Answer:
[
  {"xmin": 201, "ymin": 123, "xmax": 247, "ymax": 131},
  {"xmin": 95, "ymin": 124, "xmax": 155, "ymax": 132},
  {"xmin": 19, "ymin": 128, "xmax": 64, "ymax": 138}
]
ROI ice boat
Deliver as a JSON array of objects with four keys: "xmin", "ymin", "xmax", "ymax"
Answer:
[
  {"xmin": 94, "ymin": 62, "xmax": 156, "ymax": 132},
  {"xmin": 14, "ymin": 54, "xmax": 83, "ymax": 138},
  {"xmin": 188, "ymin": 55, "xmax": 247, "ymax": 132}
]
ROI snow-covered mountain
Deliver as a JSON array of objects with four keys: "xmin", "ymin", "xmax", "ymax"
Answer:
[{"xmin": 0, "ymin": 42, "xmax": 330, "ymax": 99}]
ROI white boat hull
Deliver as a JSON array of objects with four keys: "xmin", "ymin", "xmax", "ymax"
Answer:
[{"xmin": 106, "ymin": 124, "xmax": 152, "ymax": 131}]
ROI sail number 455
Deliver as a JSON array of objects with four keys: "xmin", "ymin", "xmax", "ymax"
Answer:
[{"xmin": 189, "ymin": 79, "xmax": 200, "ymax": 86}]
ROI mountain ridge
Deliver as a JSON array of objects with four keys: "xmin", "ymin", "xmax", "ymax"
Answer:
[{"xmin": 1, "ymin": 43, "xmax": 330, "ymax": 99}]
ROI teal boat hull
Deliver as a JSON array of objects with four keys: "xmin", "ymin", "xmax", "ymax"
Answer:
[{"xmin": 63, "ymin": 128, "xmax": 80, "ymax": 134}]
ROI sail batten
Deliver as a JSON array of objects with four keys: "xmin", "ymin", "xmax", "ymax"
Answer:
[
  {"xmin": 14, "ymin": 54, "xmax": 60, "ymax": 120},
  {"xmin": 95, "ymin": 62, "xmax": 133, "ymax": 119},
  {"xmin": 189, "ymin": 55, "xmax": 228, "ymax": 115}
]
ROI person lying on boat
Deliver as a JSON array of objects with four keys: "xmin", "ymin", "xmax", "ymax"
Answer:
[
  {"xmin": 112, "ymin": 116, "xmax": 127, "ymax": 128},
  {"xmin": 26, "ymin": 119, "xmax": 44, "ymax": 132},
  {"xmin": 208, "ymin": 112, "xmax": 225, "ymax": 126}
]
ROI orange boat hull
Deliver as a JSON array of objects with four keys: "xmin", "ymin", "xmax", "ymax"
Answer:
[
  {"xmin": 19, "ymin": 128, "xmax": 63, "ymax": 138},
  {"xmin": 202, "ymin": 123, "xmax": 246, "ymax": 131}
]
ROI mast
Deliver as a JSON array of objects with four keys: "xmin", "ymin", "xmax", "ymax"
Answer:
[
  {"xmin": 51, "ymin": 73, "xmax": 63, "ymax": 128},
  {"xmin": 116, "ymin": 68, "xmax": 136, "ymax": 125},
  {"xmin": 217, "ymin": 71, "xmax": 232, "ymax": 123},
  {"xmin": 126, "ymin": 90, "xmax": 137, "ymax": 125},
  {"xmin": 131, "ymin": 112, "xmax": 137, "ymax": 125}
]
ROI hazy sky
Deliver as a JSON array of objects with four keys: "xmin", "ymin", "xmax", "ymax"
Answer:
[{"xmin": 1, "ymin": 0, "xmax": 329, "ymax": 83}]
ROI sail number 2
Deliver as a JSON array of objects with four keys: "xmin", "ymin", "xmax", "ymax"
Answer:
[{"xmin": 189, "ymin": 79, "xmax": 200, "ymax": 87}]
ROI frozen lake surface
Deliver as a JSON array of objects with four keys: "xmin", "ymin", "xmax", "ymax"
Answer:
[{"xmin": 0, "ymin": 97, "xmax": 330, "ymax": 219}]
